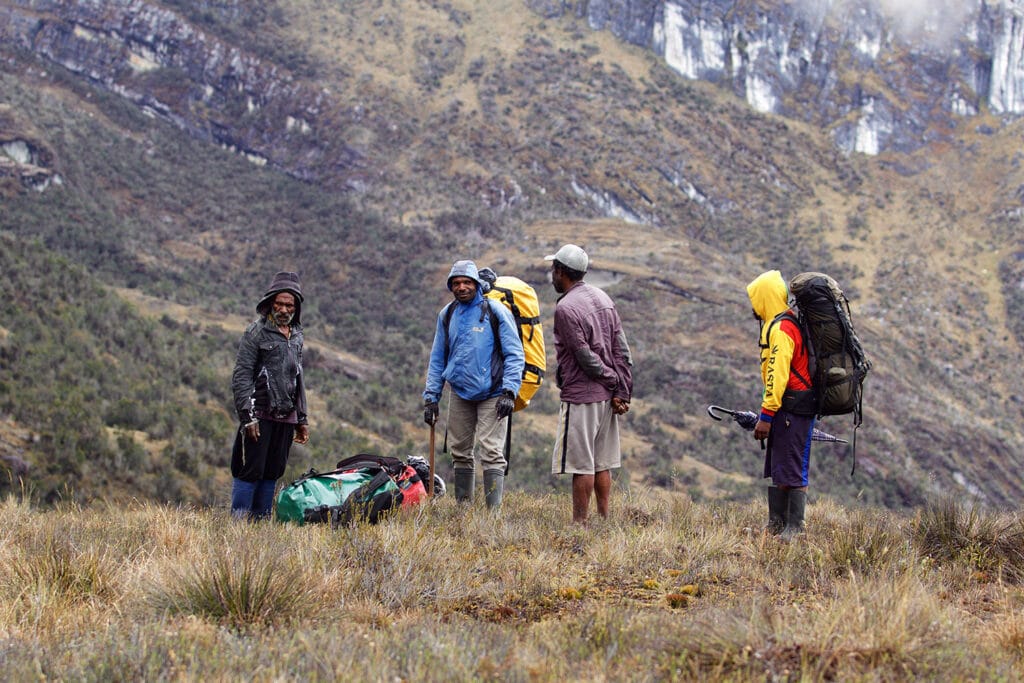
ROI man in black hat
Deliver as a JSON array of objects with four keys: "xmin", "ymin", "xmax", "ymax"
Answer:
[{"xmin": 230, "ymin": 271, "xmax": 309, "ymax": 520}]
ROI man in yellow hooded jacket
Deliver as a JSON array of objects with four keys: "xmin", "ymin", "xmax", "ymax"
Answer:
[{"xmin": 747, "ymin": 270, "xmax": 817, "ymax": 541}]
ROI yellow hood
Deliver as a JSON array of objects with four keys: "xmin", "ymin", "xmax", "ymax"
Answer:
[{"xmin": 747, "ymin": 270, "xmax": 789, "ymax": 335}]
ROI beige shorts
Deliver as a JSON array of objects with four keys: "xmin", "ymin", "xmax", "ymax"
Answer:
[{"xmin": 552, "ymin": 400, "xmax": 621, "ymax": 475}]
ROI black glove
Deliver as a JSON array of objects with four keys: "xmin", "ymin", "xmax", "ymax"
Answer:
[
  {"xmin": 423, "ymin": 401, "xmax": 439, "ymax": 426},
  {"xmin": 495, "ymin": 391, "xmax": 515, "ymax": 419}
]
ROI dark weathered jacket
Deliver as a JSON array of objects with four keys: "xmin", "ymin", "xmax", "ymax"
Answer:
[{"xmin": 231, "ymin": 317, "xmax": 307, "ymax": 425}]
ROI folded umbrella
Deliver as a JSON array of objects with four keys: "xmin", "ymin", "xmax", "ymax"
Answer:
[{"xmin": 707, "ymin": 405, "xmax": 848, "ymax": 443}]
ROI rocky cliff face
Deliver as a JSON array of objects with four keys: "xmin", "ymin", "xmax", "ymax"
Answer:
[
  {"xmin": 534, "ymin": 0, "xmax": 1024, "ymax": 155},
  {"xmin": 4, "ymin": 0, "xmax": 1020, "ymax": 172},
  {"xmin": 0, "ymin": 0, "xmax": 370, "ymax": 186}
]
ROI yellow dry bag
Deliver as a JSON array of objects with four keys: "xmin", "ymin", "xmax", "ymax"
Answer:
[{"xmin": 485, "ymin": 276, "xmax": 545, "ymax": 411}]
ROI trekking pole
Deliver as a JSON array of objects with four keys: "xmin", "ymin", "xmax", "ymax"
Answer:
[{"xmin": 428, "ymin": 421, "xmax": 436, "ymax": 497}]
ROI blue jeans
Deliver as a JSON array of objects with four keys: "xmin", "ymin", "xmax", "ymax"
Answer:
[{"xmin": 231, "ymin": 478, "xmax": 278, "ymax": 520}]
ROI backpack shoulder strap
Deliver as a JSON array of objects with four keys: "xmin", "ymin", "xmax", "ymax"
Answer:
[
  {"xmin": 490, "ymin": 284, "xmax": 540, "ymax": 328},
  {"xmin": 764, "ymin": 311, "xmax": 812, "ymax": 388},
  {"xmin": 486, "ymin": 299, "xmax": 503, "ymax": 358},
  {"xmin": 762, "ymin": 311, "xmax": 799, "ymax": 349},
  {"xmin": 442, "ymin": 301, "xmax": 456, "ymax": 365}
]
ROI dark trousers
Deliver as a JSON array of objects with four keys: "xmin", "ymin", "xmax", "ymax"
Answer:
[
  {"xmin": 763, "ymin": 410, "xmax": 814, "ymax": 488},
  {"xmin": 230, "ymin": 419, "xmax": 296, "ymax": 520},
  {"xmin": 231, "ymin": 419, "xmax": 296, "ymax": 482}
]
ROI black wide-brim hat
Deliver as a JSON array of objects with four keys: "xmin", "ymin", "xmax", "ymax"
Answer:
[{"xmin": 256, "ymin": 271, "xmax": 303, "ymax": 324}]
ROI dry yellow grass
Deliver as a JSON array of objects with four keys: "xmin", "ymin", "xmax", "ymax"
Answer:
[{"xmin": 0, "ymin": 492, "xmax": 1022, "ymax": 679}]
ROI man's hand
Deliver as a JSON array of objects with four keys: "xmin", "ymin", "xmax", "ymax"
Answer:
[
  {"xmin": 611, "ymin": 397, "xmax": 630, "ymax": 415},
  {"xmin": 244, "ymin": 420, "xmax": 260, "ymax": 442},
  {"xmin": 495, "ymin": 391, "xmax": 515, "ymax": 419},
  {"xmin": 424, "ymin": 401, "xmax": 439, "ymax": 426},
  {"xmin": 294, "ymin": 424, "xmax": 309, "ymax": 444},
  {"xmin": 754, "ymin": 419, "xmax": 771, "ymax": 441}
]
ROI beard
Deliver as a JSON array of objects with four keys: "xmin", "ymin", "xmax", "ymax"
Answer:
[{"xmin": 272, "ymin": 310, "xmax": 294, "ymax": 326}]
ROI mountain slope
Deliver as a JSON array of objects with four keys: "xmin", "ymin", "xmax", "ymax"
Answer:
[{"xmin": 1, "ymin": 0, "xmax": 1022, "ymax": 508}]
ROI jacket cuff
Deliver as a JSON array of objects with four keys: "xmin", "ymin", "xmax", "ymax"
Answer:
[{"xmin": 759, "ymin": 409, "xmax": 775, "ymax": 422}]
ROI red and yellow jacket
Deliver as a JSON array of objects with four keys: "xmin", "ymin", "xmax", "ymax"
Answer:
[{"xmin": 746, "ymin": 270, "xmax": 812, "ymax": 423}]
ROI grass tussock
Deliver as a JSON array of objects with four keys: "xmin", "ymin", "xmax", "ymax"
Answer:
[
  {"xmin": 151, "ymin": 538, "xmax": 323, "ymax": 629},
  {"xmin": 0, "ymin": 492, "xmax": 1023, "ymax": 679},
  {"xmin": 912, "ymin": 495, "xmax": 1024, "ymax": 583}
]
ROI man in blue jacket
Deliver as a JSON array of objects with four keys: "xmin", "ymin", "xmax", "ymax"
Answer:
[{"xmin": 423, "ymin": 260, "xmax": 525, "ymax": 508}]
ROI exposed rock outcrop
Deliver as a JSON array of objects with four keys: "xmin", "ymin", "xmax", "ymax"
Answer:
[
  {"xmin": 0, "ymin": 0, "xmax": 368, "ymax": 185},
  {"xmin": 534, "ymin": 0, "xmax": 1024, "ymax": 155},
  {"xmin": 3, "ymin": 0, "xmax": 1021, "ymax": 165}
]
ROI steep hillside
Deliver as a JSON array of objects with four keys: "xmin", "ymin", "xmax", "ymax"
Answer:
[{"xmin": 1, "ymin": 0, "xmax": 1022, "ymax": 508}]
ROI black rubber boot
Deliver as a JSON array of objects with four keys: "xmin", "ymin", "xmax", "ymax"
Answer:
[
  {"xmin": 767, "ymin": 486, "xmax": 788, "ymax": 535},
  {"xmin": 454, "ymin": 468, "xmax": 475, "ymax": 503},
  {"xmin": 483, "ymin": 469, "xmax": 504, "ymax": 510},
  {"xmin": 780, "ymin": 489, "xmax": 806, "ymax": 542}
]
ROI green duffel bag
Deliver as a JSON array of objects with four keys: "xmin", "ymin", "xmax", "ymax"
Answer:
[{"xmin": 275, "ymin": 468, "xmax": 379, "ymax": 524}]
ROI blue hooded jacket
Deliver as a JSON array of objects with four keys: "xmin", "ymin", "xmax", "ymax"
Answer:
[{"xmin": 423, "ymin": 260, "xmax": 525, "ymax": 403}]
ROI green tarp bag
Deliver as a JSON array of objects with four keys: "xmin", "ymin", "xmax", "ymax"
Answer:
[{"xmin": 275, "ymin": 469, "xmax": 396, "ymax": 524}]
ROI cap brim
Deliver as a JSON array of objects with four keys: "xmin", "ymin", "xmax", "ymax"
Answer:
[{"xmin": 544, "ymin": 254, "xmax": 556, "ymax": 261}]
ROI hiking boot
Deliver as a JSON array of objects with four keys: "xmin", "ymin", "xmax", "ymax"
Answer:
[
  {"xmin": 483, "ymin": 469, "xmax": 504, "ymax": 510},
  {"xmin": 454, "ymin": 468, "xmax": 475, "ymax": 503},
  {"xmin": 767, "ymin": 486, "xmax": 787, "ymax": 535},
  {"xmin": 780, "ymin": 489, "xmax": 807, "ymax": 542}
]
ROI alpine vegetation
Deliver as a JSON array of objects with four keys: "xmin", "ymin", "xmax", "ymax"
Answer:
[{"xmin": 1, "ymin": 493, "xmax": 1024, "ymax": 680}]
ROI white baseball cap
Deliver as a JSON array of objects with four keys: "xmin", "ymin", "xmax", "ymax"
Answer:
[{"xmin": 544, "ymin": 244, "xmax": 589, "ymax": 273}]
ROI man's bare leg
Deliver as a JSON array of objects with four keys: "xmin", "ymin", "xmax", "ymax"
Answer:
[
  {"xmin": 572, "ymin": 473, "xmax": 594, "ymax": 523},
  {"xmin": 594, "ymin": 469, "xmax": 611, "ymax": 518}
]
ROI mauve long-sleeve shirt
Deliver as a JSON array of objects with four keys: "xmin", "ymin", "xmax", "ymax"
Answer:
[{"xmin": 552, "ymin": 281, "xmax": 633, "ymax": 404}]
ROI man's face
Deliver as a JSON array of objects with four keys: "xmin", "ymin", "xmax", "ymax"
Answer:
[
  {"xmin": 272, "ymin": 292, "xmax": 296, "ymax": 326},
  {"xmin": 450, "ymin": 276, "xmax": 477, "ymax": 303},
  {"xmin": 550, "ymin": 263, "xmax": 567, "ymax": 294}
]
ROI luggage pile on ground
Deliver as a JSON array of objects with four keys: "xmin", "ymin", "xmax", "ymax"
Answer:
[{"xmin": 275, "ymin": 454, "xmax": 443, "ymax": 527}]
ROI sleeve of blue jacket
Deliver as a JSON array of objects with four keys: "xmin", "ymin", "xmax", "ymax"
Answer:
[
  {"xmin": 423, "ymin": 307, "xmax": 448, "ymax": 404},
  {"xmin": 494, "ymin": 303, "xmax": 525, "ymax": 396}
]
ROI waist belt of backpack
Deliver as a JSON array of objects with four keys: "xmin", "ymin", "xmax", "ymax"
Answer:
[{"xmin": 524, "ymin": 362, "xmax": 544, "ymax": 379}]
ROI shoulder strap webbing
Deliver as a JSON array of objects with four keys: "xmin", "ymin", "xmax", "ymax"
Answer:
[
  {"xmin": 491, "ymin": 284, "xmax": 542, "ymax": 339},
  {"xmin": 486, "ymin": 300, "xmax": 504, "ymax": 395},
  {"xmin": 764, "ymin": 312, "xmax": 812, "ymax": 389},
  {"xmin": 442, "ymin": 302, "xmax": 455, "ymax": 367}
]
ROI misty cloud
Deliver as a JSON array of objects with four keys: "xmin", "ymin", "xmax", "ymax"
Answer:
[
  {"xmin": 796, "ymin": 0, "xmax": 981, "ymax": 46},
  {"xmin": 878, "ymin": 0, "xmax": 975, "ymax": 37}
]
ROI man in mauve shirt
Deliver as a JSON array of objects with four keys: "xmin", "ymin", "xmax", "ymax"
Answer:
[{"xmin": 545, "ymin": 244, "xmax": 633, "ymax": 524}]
